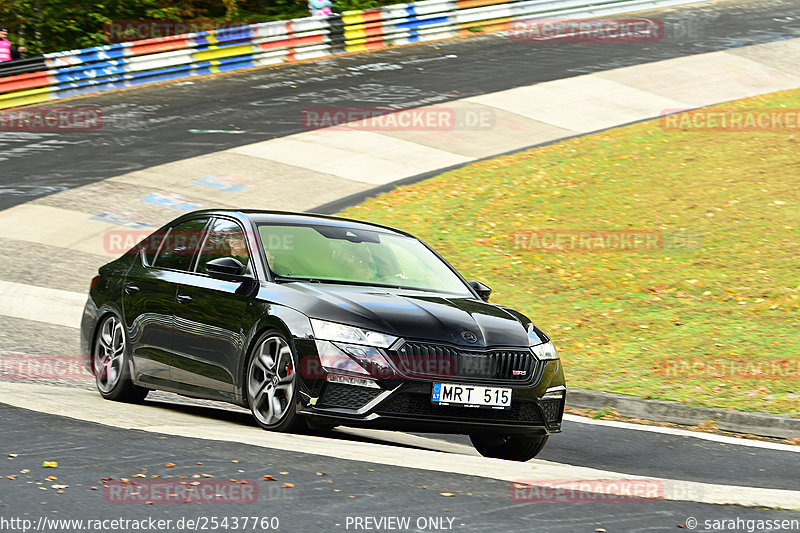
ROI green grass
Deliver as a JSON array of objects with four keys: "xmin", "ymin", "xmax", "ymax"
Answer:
[{"xmin": 341, "ymin": 89, "xmax": 800, "ymax": 417}]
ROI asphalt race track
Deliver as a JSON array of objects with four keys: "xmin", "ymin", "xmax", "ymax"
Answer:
[
  {"xmin": 1, "ymin": 404, "xmax": 798, "ymax": 532},
  {"xmin": 1, "ymin": 0, "xmax": 800, "ymax": 530},
  {"xmin": 3, "ymin": 0, "xmax": 800, "ymax": 209}
]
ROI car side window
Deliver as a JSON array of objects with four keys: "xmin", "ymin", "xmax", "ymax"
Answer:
[
  {"xmin": 153, "ymin": 218, "xmax": 209, "ymax": 271},
  {"xmin": 139, "ymin": 227, "xmax": 169, "ymax": 266},
  {"xmin": 196, "ymin": 218, "xmax": 252, "ymax": 276}
]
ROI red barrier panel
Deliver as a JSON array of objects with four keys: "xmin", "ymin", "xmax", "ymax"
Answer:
[
  {"xmin": 259, "ymin": 33, "xmax": 326, "ymax": 51},
  {"xmin": 130, "ymin": 38, "xmax": 192, "ymax": 56},
  {"xmin": 0, "ymin": 71, "xmax": 52, "ymax": 93}
]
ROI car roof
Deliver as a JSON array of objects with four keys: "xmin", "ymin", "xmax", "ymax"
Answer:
[{"xmin": 183, "ymin": 209, "xmax": 414, "ymax": 238}]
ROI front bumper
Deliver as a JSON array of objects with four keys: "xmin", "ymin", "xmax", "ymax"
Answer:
[
  {"xmin": 298, "ymin": 376, "xmax": 565, "ymax": 436},
  {"xmin": 293, "ymin": 334, "xmax": 567, "ymax": 435}
]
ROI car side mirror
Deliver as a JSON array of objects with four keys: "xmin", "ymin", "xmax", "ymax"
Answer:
[
  {"xmin": 205, "ymin": 257, "xmax": 246, "ymax": 280},
  {"xmin": 468, "ymin": 280, "xmax": 492, "ymax": 302}
]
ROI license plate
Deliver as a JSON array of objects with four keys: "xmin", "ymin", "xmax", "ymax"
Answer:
[{"xmin": 432, "ymin": 383, "xmax": 512, "ymax": 409}]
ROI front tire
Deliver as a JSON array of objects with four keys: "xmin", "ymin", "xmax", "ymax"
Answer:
[
  {"xmin": 92, "ymin": 313, "xmax": 148, "ymax": 403},
  {"xmin": 246, "ymin": 331, "xmax": 305, "ymax": 432},
  {"xmin": 469, "ymin": 433, "xmax": 548, "ymax": 461}
]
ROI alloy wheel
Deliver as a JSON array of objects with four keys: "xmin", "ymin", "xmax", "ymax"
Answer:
[
  {"xmin": 247, "ymin": 335, "xmax": 296, "ymax": 427},
  {"xmin": 94, "ymin": 315, "xmax": 125, "ymax": 394}
]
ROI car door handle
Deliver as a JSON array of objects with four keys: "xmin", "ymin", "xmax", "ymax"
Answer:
[
  {"xmin": 176, "ymin": 294, "xmax": 193, "ymax": 304},
  {"xmin": 124, "ymin": 283, "xmax": 140, "ymax": 295}
]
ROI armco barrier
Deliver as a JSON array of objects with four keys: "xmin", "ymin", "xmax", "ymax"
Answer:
[{"xmin": 0, "ymin": 0, "xmax": 706, "ymax": 110}]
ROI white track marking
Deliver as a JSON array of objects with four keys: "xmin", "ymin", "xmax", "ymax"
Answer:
[
  {"xmin": 0, "ymin": 280, "xmax": 84, "ymax": 329},
  {"xmin": 563, "ymin": 414, "xmax": 800, "ymax": 453}
]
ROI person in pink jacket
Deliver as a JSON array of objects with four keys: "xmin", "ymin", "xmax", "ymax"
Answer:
[
  {"xmin": 0, "ymin": 27, "xmax": 27, "ymax": 62},
  {"xmin": 308, "ymin": 0, "xmax": 335, "ymax": 16}
]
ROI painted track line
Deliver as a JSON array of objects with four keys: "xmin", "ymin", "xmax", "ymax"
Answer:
[
  {"xmin": 0, "ymin": 280, "xmax": 85, "ymax": 329},
  {"xmin": 563, "ymin": 414, "xmax": 800, "ymax": 453}
]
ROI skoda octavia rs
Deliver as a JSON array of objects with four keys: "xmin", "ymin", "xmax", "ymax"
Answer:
[{"xmin": 81, "ymin": 210, "xmax": 565, "ymax": 461}]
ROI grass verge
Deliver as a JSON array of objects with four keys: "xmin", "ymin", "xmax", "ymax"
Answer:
[{"xmin": 340, "ymin": 89, "xmax": 800, "ymax": 417}]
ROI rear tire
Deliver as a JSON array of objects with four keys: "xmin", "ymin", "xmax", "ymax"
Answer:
[
  {"xmin": 469, "ymin": 433, "xmax": 548, "ymax": 461},
  {"xmin": 92, "ymin": 313, "xmax": 149, "ymax": 403}
]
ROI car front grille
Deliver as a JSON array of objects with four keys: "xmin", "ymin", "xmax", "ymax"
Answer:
[
  {"xmin": 389, "ymin": 342, "xmax": 535, "ymax": 381},
  {"xmin": 318, "ymin": 383, "xmax": 383, "ymax": 410},
  {"xmin": 377, "ymin": 392, "xmax": 543, "ymax": 424}
]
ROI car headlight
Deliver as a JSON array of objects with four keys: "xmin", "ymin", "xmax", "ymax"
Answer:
[
  {"xmin": 310, "ymin": 318, "xmax": 398, "ymax": 348},
  {"xmin": 531, "ymin": 341, "xmax": 559, "ymax": 361}
]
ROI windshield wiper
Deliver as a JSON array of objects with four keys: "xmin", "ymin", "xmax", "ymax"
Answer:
[{"xmin": 272, "ymin": 275, "xmax": 322, "ymax": 284}]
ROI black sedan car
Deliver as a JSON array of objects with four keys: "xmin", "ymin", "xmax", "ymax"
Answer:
[{"xmin": 81, "ymin": 210, "xmax": 565, "ymax": 461}]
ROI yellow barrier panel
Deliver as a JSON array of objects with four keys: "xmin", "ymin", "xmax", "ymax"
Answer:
[
  {"xmin": 194, "ymin": 44, "xmax": 253, "ymax": 61},
  {"xmin": 342, "ymin": 11, "xmax": 366, "ymax": 25},
  {"xmin": 0, "ymin": 86, "xmax": 54, "ymax": 110}
]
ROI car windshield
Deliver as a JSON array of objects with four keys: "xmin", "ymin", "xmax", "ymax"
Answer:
[{"xmin": 257, "ymin": 223, "xmax": 471, "ymax": 296}]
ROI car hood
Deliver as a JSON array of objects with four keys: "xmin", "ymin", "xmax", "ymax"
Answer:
[{"xmin": 272, "ymin": 282, "xmax": 531, "ymax": 348}]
